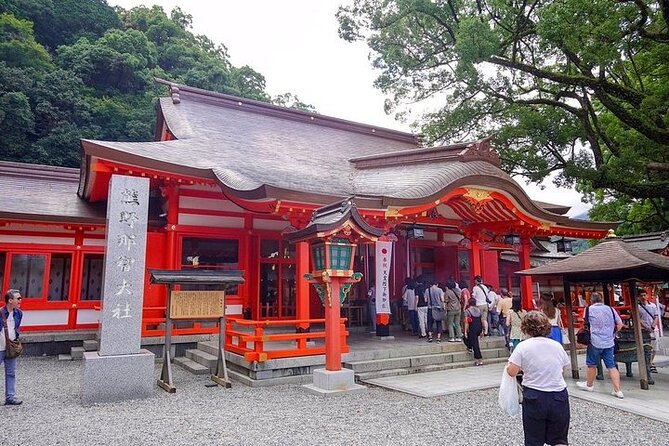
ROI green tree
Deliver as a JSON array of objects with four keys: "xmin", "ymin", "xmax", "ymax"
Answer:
[
  {"xmin": 272, "ymin": 92, "xmax": 316, "ymax": 112},
  {"xmin": 1, "ymin": 0, "xmax": 122, "ymax": 50},
  {"xmin": 0, "ymin": 12, "xmax": 51, "ymax": 70},
  {"xmin": 56, "ymin": 28, "xmax": 157, "ymax": 94},
  {"xmin": 0, "ymin": 2, "xmax": 311, "ymax": 170},
  {"xmin": 338, "ymin": 0, "xmax": 669, "ymax": 233}
]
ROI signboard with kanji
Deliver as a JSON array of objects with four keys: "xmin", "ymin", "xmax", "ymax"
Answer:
[{"xmin": 169, "ymin": 291, "xmax": 225, "ymax": 319}]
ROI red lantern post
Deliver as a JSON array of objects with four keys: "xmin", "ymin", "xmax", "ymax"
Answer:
[{"xmin": 286, "ymin": 199, "xmax": 383, "ymax": 394}]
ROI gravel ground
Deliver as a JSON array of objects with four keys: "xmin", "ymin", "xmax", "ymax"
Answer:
[{"xmin": 2, "ymin": 357, "xmax": 668, "ymax": 446}]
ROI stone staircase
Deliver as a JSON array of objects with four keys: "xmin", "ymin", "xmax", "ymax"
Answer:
[
  {"xmin": 345, "ymin": 338, "xmax": 509, "ymax": 382},
  {"xmin": 174, "ymin": 337, "xmax": 510, "ymax": 385},
  {"xmin": 58, "ymin": 339, "xmax": 99, "ymax": 361}
]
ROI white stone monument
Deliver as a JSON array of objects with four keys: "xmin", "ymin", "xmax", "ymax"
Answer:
[{"xmin": 81, "ymin": 175, "xmax": 155, "ymax": 404}]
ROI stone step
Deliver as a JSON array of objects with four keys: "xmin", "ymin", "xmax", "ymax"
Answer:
[
  {"xmin": 70, "ymin": 346, "xmax": 85, "ymax": 360},
  {"xmin": 83, "ymin": 339, "xmax": 98, "ymax": 352},
  {"xmin": 344, "ymin": 347, "xmax": 509, "ymax": 373},
  {"xmin": 58, "ymin": 353, "xmax": 72, "ymax": 361},
  {"xmin": 197, "ymin": 340, "xmax": 219, "ymax": 357},
  {"xmin": 174, "ymin": 357, "xmax": 210, "ymax": 375},
  {"xmin": 186, "ymin": 348, "xmax": 218, "ymax": 371},
  {"xmin": 356, "ymin": 357, "xmax": 510, "ymax": 382}
]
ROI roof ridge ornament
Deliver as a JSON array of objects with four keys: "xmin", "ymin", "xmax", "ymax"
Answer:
[
  {"xmin": 170, "ymin": 85, "xmax": 181, "ymax": 104},
  {"xmin": 605, "ymin": 229, "xmax": 617, "ymax": 238},
  {"xmin": 460, "ymin": 135, "xmax": 500, "ymax": 167}
]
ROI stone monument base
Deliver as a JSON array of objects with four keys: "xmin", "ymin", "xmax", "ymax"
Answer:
[
  {"xmin": 81, "ymin": 350, "xmax": 155, "ymax": 405},
  {"xmin": 303, "ymin": 368, "xmax": 366, "ymax": 396}
]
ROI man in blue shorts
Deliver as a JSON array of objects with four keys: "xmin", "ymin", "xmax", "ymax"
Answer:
[{"xmin": 576, "ymin": 292, "xmax": 624, "ymax": 398}]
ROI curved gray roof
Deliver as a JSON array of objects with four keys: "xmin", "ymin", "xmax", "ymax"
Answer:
[{"xmin": 79, "ymin": 81, "xmax": 615, "ymax": 232}]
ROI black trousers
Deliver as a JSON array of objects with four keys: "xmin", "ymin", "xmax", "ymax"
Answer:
[
  {"xmin": 465, "ymin": 318, "xmax": 483, "ymax": 359},
  {"xmin": 522, "ymin": 387, "xmax": 570, "ymax": 446}
]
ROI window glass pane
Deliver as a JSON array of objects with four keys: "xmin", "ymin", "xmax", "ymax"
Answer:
[
  {"xmin": 417, "ymin": 248, "xmax": 434, "ymax": 263},
  {"xmin": 281, "ymin": 241, "xmax": 295, "ymax": 259},
  {"xmin": 260, "ymin": 263, "xmax": 278, "ymax": 317},
  {"xmin": 81, "ymin": 254, "xmax": 104, "ymax": 300},
  {"xmin": 281, "ymin": 264, "xmax": 296, "ymax": 317},
  {"xmin": 260, "ymin": 240, "xmax": 280, "ymax": 259},
  {"xmin": 48, "ymin": 254, "xmax": 71, "ymax": 301},
  {"xmin": 10, "ymin": 254, "xmax": 46, "ymax": 298},
  {"xmin": 181, "ymin": 237, "xmax": 239, "ymax": 294},
  {"xmin": 458, "ymin": 251, "xmax": 470, "ymax": 285}
]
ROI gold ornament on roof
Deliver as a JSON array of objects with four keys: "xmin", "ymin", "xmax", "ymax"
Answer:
[{"xmin": 463, "ymin": 188, "xmax": 492, "ymax": 203}]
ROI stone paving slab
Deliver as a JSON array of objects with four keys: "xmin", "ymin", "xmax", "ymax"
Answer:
[
  {"xmin": 568, "ymin": 356, "xmax": 669, "ymax": 424},
  {"xmin": 363, "ymin": 361, "xmax": 507, "ymax": 397},
  {"xmin": 365, "ymin": 351, "xmax": 669, "ymax": 424}
]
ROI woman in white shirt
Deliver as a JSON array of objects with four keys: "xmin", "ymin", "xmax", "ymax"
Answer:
[{"xmin": 507, "ymin": 311, "xmax": 571, "ymax": 446}]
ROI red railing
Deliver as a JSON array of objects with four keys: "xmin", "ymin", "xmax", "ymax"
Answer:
[
  {"xmin": 225, "ymin": 317, "xmax": 349, "ymax": 362},
  {"xmin": 140, "ymin": 308, "xmax": 350, "ymax": 363},
  {"xmin": 141, "ymin": 307, "xmax": 221, "ymax": 337}
]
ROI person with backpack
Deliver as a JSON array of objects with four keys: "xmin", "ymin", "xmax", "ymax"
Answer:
[
  {"xmin": 464, "ymin": 297, "xmax": 486, "ymax": 366},
  {"xmin": 472, "ymin": 276, "xmax": 490, "ymax": 335},
  {"xmin": 444, "ymin": 280, "xmax": 462, "ymax": 342},
  {"xmin": 507, "ymin": 296, "xmax": 528, "ymax": 351},
  {"xmin": 402, "ymin": 278, "xmax": 419, "ymax": 336},
  {"xmin": 425, "ymin": 279, "xmax": 445, "ymax": 343},
  {"xmin": 1, "ymin": 289, "xmax": 23, "ymax": 406},
  {"xmin": 576, "ymin": 292, "xmax": 624, "ymax": 399},
  {"xmin": 415, "ymin": 277, "xmax": 428, "ymax": 338}
]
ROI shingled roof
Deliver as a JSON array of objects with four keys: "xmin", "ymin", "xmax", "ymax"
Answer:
[
  {"xmin": 78, "ymin": 79, "xmax": 613, "ymax": 232},
  {"xmin": 517, "ymin": 233, "xmax": 669, "ymax": 282},
  {"xmin": 284, "ymin": 198, "xmax": 384, "ymax": 243},
  {"xmin": 0, "ymin": 161, "xmax": 106, "ymax": 224}
]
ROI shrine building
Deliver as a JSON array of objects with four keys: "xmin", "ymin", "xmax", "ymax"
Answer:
[{"xmin": 0, "ymin": 80, "xmax": 614, "ymax": 358}]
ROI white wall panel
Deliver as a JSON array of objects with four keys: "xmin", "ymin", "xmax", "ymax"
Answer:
[
  {"xmin": 253, "ymin": 219, "xmax": 290, "ymax": 231},
  {"xmin": 77, "ymin": 309, "xmax": 101, "ymax": 324},
  {"xmin": 83, "ymin": 239, "xmax": 106, "ymax": 246},
  {"xmin": 178, "ymin": 214, "xmax": 245, "ymax": 228},
  {"xmin": 179, "ymin": 196, "xmax": 245, "ymax": 213},
  {"xmin": 22, "ymin": 310, "xmax": 68, "ymax": 326},
  {"xmin": 0, "ymin": 235, "xmax": 74, "ymax": 245}
]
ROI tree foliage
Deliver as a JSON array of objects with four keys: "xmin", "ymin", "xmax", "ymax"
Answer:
[
  {"xmin": 338, "ymin": 0, "xmax": 669, "ymax": 234},
  {"xmin": 0, "ymin": 1, "xmax": 312, "ymax": 170}
]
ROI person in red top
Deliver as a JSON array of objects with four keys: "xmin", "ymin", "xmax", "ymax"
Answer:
[{"xmin": 459, "ymin": 280, "xmax": 471, "ymax": 335}]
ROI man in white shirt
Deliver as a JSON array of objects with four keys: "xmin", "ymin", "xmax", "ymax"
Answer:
[
  {"xmin": 638, "ymin": 290, "xmax": 660, "ymax": 372},
  {"xmin": 1, "ymin": 289, "xmax": 23, "ymax": 405},
  {"xmin": 471, "ymin": 276, "xmax": 490, "ymax": 334}
]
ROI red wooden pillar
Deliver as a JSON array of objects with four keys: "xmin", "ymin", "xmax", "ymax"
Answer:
[
  {"xmin": 519, "ymin": 236, "xmax": 534, "ymax": 309},
  {"xmin": 325, "ymin": 277, "xmax": 344, "ymax": 371},
  {"xmin": 68, "ymin": 228, "xmax": 85, "ymax": 329},
  {"xmin": 296, "ymin": 242, "xmax": 310, "ymax": 332},
  {"xmin": 164, "ymin": 184, "xmax": 179, "ymax": 269},
  {"xmin": 471, "ymin": 237, "xmax": 482, "ymax": 278}
]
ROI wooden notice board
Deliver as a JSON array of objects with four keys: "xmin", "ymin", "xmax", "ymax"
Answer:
[{"xmin": 169, "ymin": 291, "xmax": 225, "ymax": 319}]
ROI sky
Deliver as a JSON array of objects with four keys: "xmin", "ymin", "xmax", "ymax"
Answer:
[{"xmin": 109, "ymin": 0, "xmax": 589, "ymax": 217}]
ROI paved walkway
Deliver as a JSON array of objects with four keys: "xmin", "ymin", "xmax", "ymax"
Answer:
[{"xmin": 365, "ymin": 353, "xmax": 669, "ymax": 423}]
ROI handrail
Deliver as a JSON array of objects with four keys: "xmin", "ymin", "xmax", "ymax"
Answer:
[
  {"xmin": 140, "ymin": 311, "xmax": 351, "ymax": 361},
  {"xmin": 224, "ymin": 317, "xmax": 349, "ymax": 362},
  {"xmin": 228, "ymin": 317, "xmax": 325, "ymax": 326}
]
